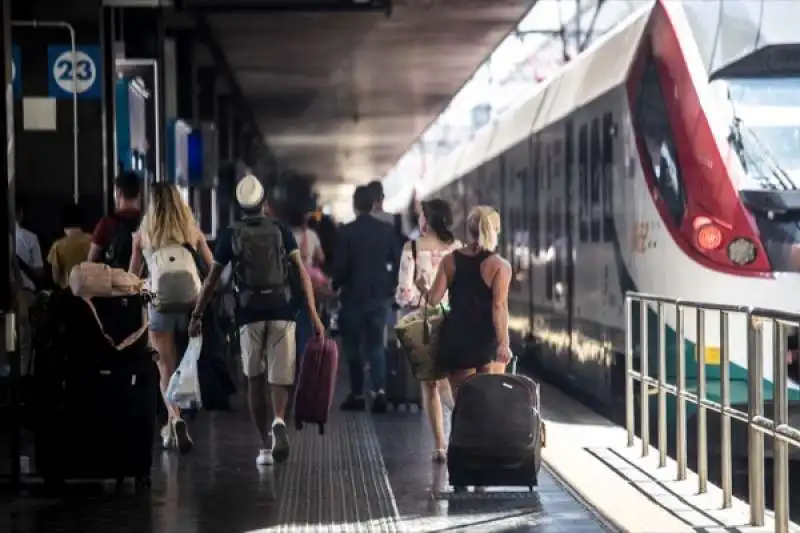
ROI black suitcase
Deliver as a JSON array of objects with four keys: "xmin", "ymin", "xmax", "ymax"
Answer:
[
  {"xmin": 447, "ymin": 366, "xmax": 542, "ymax": 490},
  {"xmin": 385, "ymin": 340, "xmax": 422, "ymax": 411},
  {"xmin": 32, "ymin": 292, "xmax": 158, "ymax": 487}
]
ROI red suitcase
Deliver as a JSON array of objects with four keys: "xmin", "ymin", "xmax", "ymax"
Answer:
[{"xmin": 294, "ymin": 336, "xmax": 339, "ymax": 434}]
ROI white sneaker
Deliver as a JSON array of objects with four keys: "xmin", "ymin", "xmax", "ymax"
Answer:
[
  {"xmin": 256, "ymin": 449, "xmax": 274, "ymax": 466},
  {"xmin": 161, "ymin": 424, "xmax": 174, "ymax": 449}
]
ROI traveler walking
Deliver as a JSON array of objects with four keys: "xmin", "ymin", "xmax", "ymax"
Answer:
[
  {"xmin": 416, "ymin": 206, "xmax": 512, "ymax": 394},
  {"xmin": 334, "ymin": 185, "xmax": 401, "ymax": 413},
  {"xmin": 189, "ymin": 175, "xmax": 325, "ymax": 466},
  {"xmin": 129, "ymin": 183, "xmax": 212, "ymax": 454},
  {"xmin": 395, "ymin": 199, "xmax": 459, "ymax": 462}
]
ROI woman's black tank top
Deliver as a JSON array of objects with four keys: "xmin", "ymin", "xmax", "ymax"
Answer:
[{"xmin": 438, "ymin": 249, "xmax": 497, "ymax": 371}]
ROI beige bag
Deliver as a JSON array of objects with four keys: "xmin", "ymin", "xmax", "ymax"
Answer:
[
  {"xmin": 69, "ymin": 262, "xmax": 144, "ymax": 298},
  {"xmin": 68, "ymin": 262, "xmax": 148, "ymax": 351}
]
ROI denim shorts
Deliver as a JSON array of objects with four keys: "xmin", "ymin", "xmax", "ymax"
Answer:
[{"xmin": 148, "ymin": 306, "xmax": 189, "ymax": 333}]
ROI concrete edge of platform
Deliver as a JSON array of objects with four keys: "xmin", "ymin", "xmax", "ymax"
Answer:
[{"xmin": 541, "ymin": 459, "xmax": 626, "ymax": 533}]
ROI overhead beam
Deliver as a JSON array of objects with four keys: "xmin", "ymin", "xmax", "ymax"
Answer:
[
  {"xmin": 177, "ymin": 0, "xmax": 392, "ymax": 16},
  {"xmin": 193, "ymin": 13, "xmax": 270, "ymax": 157}
]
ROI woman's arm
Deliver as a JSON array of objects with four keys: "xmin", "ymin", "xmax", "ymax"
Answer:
[
  {"xmin": 196, "ymin": 228, "xmax": 214, "ymax": 268},
  {"xmin": 129, "ymin": 232, "xmax": 144, "ymax": 276},
  {"xmin": 394, "ymin": 242, "xmax": 417, "ymax": 307},
  {"xmin": 491, "ymin": 259, "xmax": 512, "ymax": 349},
  {"xmin": 424, "ymin": 254, "xmax": 453, "ymax": 306}
]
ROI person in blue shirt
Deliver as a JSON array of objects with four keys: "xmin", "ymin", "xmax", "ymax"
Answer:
[{"xmin": 189, "ymin": 175, "xmax": 324, "ymax": 467}]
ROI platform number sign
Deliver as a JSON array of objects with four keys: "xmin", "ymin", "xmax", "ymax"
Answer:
[
  {"xmin": 47, "ymin": 45, "xmax": 101, "ymax": 99},
  {"xmin": 11, "ymin": 44, "xmax": 21, "ymax": 97}
]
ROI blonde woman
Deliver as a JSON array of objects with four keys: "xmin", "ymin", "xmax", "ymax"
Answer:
[
  {"xmin": 129, "ymin": 183, "xmax": 214, "ymax": 454},
  {"xmin": 416, "ymin": 206, "xmax": 512, "ymax": 395}
]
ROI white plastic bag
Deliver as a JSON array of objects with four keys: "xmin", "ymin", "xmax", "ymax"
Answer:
[{"xmin": 166, "ymin": 336, "xmax": 203, "ymax": 410}]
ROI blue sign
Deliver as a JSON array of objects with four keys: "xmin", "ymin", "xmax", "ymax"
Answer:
[{"xmin": 47, "ymin": 45, "xmax": 101, "ymax": 99}]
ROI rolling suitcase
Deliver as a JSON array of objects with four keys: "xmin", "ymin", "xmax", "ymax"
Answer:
[
  {"xmin": 294, "ymin": 336, "xmax": 339, "ymax": 434},
  {"xmin": 385, "ymin": 338, "xmax": 422, "ymax": 411},
  {"xmin": 32, "ymin": 292, "xmax": 158, "ymax": 488},
  {"xmin": 447, "ymin": 361, "xmax": 542, "ymax": 490}
]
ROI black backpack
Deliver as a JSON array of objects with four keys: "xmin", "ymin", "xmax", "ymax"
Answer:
[
  {"xmin": 103, "ymin": 214, "xmax": 140, "ymax": 270},
  {"xmin": 231, "ymin": 216, "xmax": 291, "ymax": 312}
]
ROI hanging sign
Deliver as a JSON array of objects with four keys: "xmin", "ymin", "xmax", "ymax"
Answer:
[{"xmin": 47, "ymin": 45, "xmax": 102, "ymax": 99}]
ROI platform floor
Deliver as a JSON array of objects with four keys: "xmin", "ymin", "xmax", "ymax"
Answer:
[{"xmin": 0, "ymin": 379, "xmax": 610, "ymax": 533}]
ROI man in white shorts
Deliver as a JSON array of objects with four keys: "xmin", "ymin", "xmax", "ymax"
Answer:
[{"xmin": 189, "ymin": 175, "xmax": 324, "ymax": 466}]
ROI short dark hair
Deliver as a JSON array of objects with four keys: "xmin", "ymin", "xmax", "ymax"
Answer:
[
  {"xmin": 353, "ymin": 185, "xmax": 374, "ymax": 214},
  {"xmin": 114, "ymin": 171, "xmax": 141, "ymax": 201},
  {"xmin": 62, "ymin": 203, "xmax": 83, "ymax": 228},
  {"xmin": 366, "ymin": 180, "xmax": 383, "ymax": 202}
]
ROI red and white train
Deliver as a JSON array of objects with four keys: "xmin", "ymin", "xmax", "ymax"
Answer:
[{"xmin": 392, "ymin": 0, "xmax": 800, "ymax": 449}]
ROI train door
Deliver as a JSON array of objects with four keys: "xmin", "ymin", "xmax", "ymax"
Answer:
[
  {"xmin": 564, "ymin": 119, "xmax": 576, "ymax": 378},
  {"xmin": 528, "ymin": 136, "xmax": 540, "ymax": 339}
]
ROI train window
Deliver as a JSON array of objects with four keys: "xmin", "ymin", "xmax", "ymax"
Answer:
[
  {"xmin": 590, "ymin": 118, "xmax": 602, "ymax": 242},
  {"xmin": 579, "ymin": 125, "xmax": 589, "ymax": 242},
  {"xmin": 634, "ymin": 50, "xmax": 686, "ymax": 226},
  {"xmin": 602, "ymin": 112, "xmax": 614, "ymax": 241}
]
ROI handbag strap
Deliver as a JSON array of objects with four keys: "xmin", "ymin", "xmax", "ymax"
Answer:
[{"xmin": 81, "ymin": 297, "xmax": 149, "ymax": 351}]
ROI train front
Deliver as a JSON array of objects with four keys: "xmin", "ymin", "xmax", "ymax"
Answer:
[{"xmin": 638, "ymin": 0, "xmax": 800, "ymax": 460}]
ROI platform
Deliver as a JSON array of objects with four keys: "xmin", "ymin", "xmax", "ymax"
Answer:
[
  {"xmin": 539, "ymin": 381, "xmax": 800, "ymax": 533},
  {"xmin": 0, "ymin": 379, "xmax": 607, "ymax": 533},
  {"xmin": 3, "ymin": 371, "xmax": 797, "ymax": 533}
]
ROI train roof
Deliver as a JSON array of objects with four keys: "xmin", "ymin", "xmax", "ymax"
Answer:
[{"xmin": 415, "ymin": 1, "xmax": 654, "ymax": 200}]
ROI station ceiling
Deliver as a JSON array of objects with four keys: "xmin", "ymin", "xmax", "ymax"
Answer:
[{"xmin": 205, "ymin": 0, "xmax": 535, "ymax": 192}]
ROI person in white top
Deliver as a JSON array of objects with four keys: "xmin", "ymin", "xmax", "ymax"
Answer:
[
  {"xmin": 395, "ymin": 199, "xmax": 460, "ymax": 463},
  {"xmin": 14, "ymin": 200, "xmax": 43, "ymax": 377},
  {"xmin": 14, "ymin": 201, "xmax": 43, "ymax": 292}
]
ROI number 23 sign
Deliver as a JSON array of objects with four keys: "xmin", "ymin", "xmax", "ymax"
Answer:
[{"xmin": 47, "ymin": 45, "xmax": 102, "ymax": 99}]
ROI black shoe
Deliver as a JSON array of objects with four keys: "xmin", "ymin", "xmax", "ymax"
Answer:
[
  {"xmin": 371, "ymin": 392, "xmax": 388, "ymax": 414},
  {"xmin": 271, "ymin": 421, "xmax": 290, "ymax": 463},
  {"xmin": 341, "ymin": 393, "xmax": 366, "ymax": 411}
]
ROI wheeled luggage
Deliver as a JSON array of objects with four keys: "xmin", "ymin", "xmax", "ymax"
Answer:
[
  {"xmin": 294, "ymin": 335, "xmax": 339, "ymax": 434},
  {"xmin": 447, "ymin": 368, "xmax": 542, "ymax": 490},
  {"xmin": 385, "ymin": 339, "xmax": 422, "ymax": 410},
  {"xmin": 32, "ymin": 291, "xmax": 158, "ymax": 487}
]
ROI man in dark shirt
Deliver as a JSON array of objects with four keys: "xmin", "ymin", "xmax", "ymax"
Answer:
[
  {"xmin": 333, "ymin": 185, "xmax": 401, "ymax": 413},
  {"xmin": 189, "ymin": 175, "xmax": 324, "ymax": 467},
  {"xmin": 88, "ymin": 171, "xmax": 141, "ymax": 265}
]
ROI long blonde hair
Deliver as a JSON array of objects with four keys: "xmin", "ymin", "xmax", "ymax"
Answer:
[
  {"xmin": 139, "ymin": 183, "xmax": 197, "ymax": 249},
  {"xmin": 466, "ymin": 205, "xmax": 500, "ymax": 252}
]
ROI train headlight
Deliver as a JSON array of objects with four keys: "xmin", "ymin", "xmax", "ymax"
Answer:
[{"xmin": 727, "ymin": 238, "xmax": 757, "ymax": 265}]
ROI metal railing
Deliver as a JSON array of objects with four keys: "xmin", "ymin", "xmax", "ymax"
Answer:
[{"xmin": 625, "ymin": 291, "xmax": 800, "ymax": 533}]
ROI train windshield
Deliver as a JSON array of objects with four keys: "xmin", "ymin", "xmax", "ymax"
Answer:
[{"xmin": 715, "ymin": 77, "xmax": 800, "ymax": 272}]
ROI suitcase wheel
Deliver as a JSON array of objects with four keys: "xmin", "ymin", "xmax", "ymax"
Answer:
[
  {"xmin": 295, "ymin": 419, "xmax": 304, "ymax": 431},
  {"xmin": 453, "ymin": 485, "xmax": 467, "ymax": 493},
  {"xmin": 318, "ymin": 423, "xmax": 325, "ymax": 436}
]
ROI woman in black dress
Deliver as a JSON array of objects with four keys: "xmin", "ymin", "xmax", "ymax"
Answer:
[{"xmin": 416, "ymin": 205, "xmax": 512, "ymax": 394}]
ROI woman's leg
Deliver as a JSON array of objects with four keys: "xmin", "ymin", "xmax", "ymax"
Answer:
[
  {"xmin": 150, "ymin": 329, "xmax": 180, "ymax": 421},
  {"xmin": 422, "ymin": 380, "xmax": 446, "ymax": 460},
  {"xmin": 447, "ymin": 369, "xmax": 475, "ymax": 399},
  {"xmin": 150, "ymin": 313, "xmax": 193, "ymax": 454}
]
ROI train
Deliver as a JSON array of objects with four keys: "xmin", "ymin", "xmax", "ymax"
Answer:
[{"xmin": 392, "ymin": 0, "xmax": 800, "ymax": 460}]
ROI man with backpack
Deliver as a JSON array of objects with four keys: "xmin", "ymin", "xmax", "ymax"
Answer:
[
  {"xmin": 188, "ymin": 174, "xmax": 325, "ymax": 467},
  {"xmin": 88, "ymin": 171, "xmax": 141, "ymax": 267}
]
